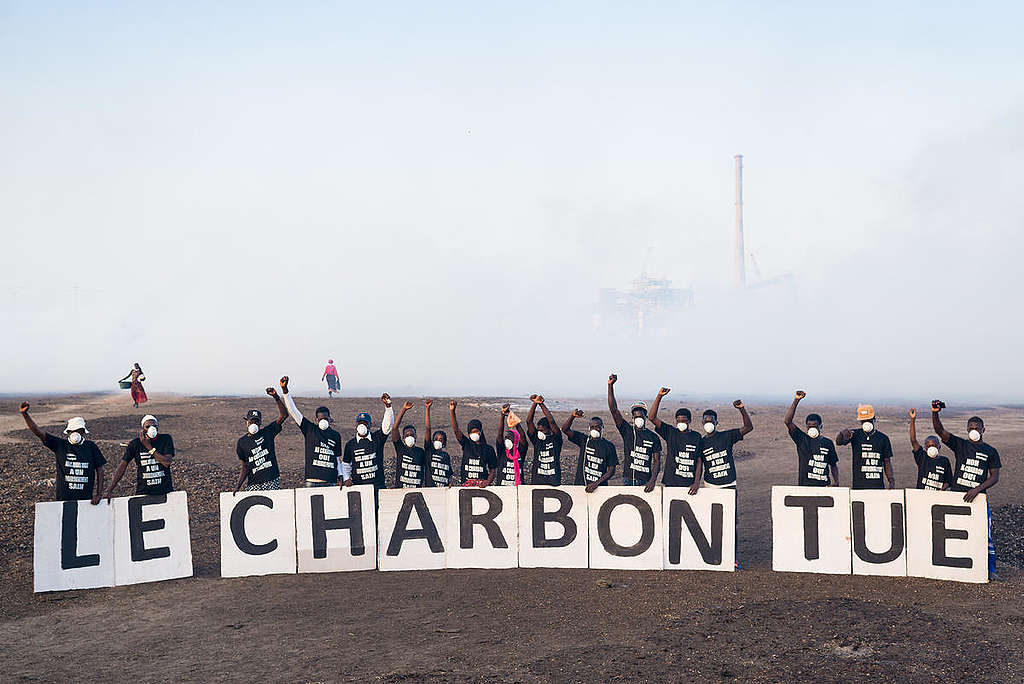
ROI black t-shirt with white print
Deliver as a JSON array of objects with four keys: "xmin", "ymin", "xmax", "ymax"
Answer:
[
  {"xmin": 700, "ymin": 428, "xmax": 743, "ymax": 487},
  {"xmin": 944, "ymin": 434, "xmax": 1002, "ymax": 493},
  {"xmin": 529, "ymin": 429, "xmax": 563, "ymax": 486},
  {"xmin": 236, "ymin": 421, "xmax": 282, "ymax": 486},
  {"xmin": 847, "ymin": 429, "xmax": 893, "ymax": 490},
  {"xmin": 43, "ymin": 433, "xmax": 107, "ymax": 501},
  {"xmin": 457, "ymin": 435, "xmax": 497, "ymax": 483},
  {"xmin": 297, "ymin": 418, "xmax": 343, "ymax": 483},
  {"xmin": 394, "ymin": 441, "xmax": 427, "ymax": 488},
  {"xmin": 343, "ymin": 430, "xmax": 388, "ymax": 488},
  {"xmin": 123, "ymin": 434, "xmax": 175, "ymax": 495},
  {"xmin": 618, "ymin": 422, "xmax": 662, "ymax": 484},
  {"xmin": 790, "ymin": 427, "xmax": 839, "ymax": 487},
  {"xmin": 913, "ymin": 446, "xmax": 953, "ymax": 490},
  {"xmin": 568, "ymin": 430, "xmax": 619, "ymax": 486},
  {"xmin": 495, "ymin": 438, "xmax": 528, "ymax": 486},
  {"xmin": 655, "ymin": 422, "xmax": 702, "ymax": 487},
  {"xmin": 423, "ymin": 440, "xmax": 452, "ymax": 487}
]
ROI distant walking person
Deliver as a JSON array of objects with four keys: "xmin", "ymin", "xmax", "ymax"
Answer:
[
  {"xmin": 120, "ymin": 363, "xmax": 148, "ymax": 408},
  {"xmin": 323, "ymin": 359, "xmax": 341, "ymax": 397},
  {"xmin": 19, "ymin": 402, "xmax": 106, "ymax": 503}
]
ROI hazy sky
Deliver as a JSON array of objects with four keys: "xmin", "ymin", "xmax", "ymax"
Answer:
[{"xmin": 3, "ymin": 2, "xmax": 1023, "ymax": 400}]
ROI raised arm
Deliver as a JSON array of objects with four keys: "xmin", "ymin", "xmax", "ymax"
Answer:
[
  {"xmin": 279, "ymin": 376, "xmax": 304, "ymax": 426},
  {"xmin": 784, "ymin": 391, "xmax": 805, "ymax": 434},
  {"xmin": 266, "ymin": 387, "xmax": 288, "ymax": 426},
  {"xmin": 607, "ymin": 374, "xmax": 624, "ymax": 428},
  {"xmin": 649, "ymin": 387, "xmax": 670, "ymax": 429},
  {"xmin": 449, "ymin": 401, "xmax": 464, "ymax": 442},
  {"xmin": 734, "ymin": 399, "xmax": 753, "ymax": 436},
  {"xmin": 380, "ymin": 393, "xmax": 395, "ymax": 434},
  {"xmin": 526, "ymin": 395, "xmax": 541, "ymax": 436},
  {"xmin": 18, "ymin": 402, "xmax": 46, "ymax": 442},
  {"xmin": 931, "ymin": 400, "xmax": 951, "ymax": 442},
  {"xmin": 392, "ymin": 401, "xmax": 412, "ymax": 443},
  {"xmin": 562, "ymin": 409, "xmax": 583, "ymax": 437},
  {"xmin": 424, "ymin": 399, "xmax": 434, "ymax": 447},
  {"xmin": 908, "ymin": 408, "xmax": 920, "ymax": 451}
]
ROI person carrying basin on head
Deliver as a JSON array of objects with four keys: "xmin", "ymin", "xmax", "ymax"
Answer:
[
  {"xmin": 105, "ymin": 414, "xmax": 175, "ymax": 500},
  {"xmin": 607, "ymin": 373, "xmax": 662, "ymax": 491},
  {"xmin": 340, "ymin": 393, "xmax": 396, "ymax": 498},
  {"xmin": 836, "ymin": 404, "xmax": 895, "ymax": 490},
  {"xmin": 19, "ymin": 402, "xmax": 106, "ymax": 504},
  {"xmin": 563, "ymin": 408, "xmax": 618, "ymax": 493},
  {"xmin": 526, "ymin": 394, "xmax": 563, "ymax": 486},
  {"xmin": 908, "ymin": 407, "xmax": 951, "ymax": 491},
  {"xmin": 390, "ymin": 400, "xmax": 426, "ymax": 488},
  {"xmin": 648, "ymin": 387, "xmax": 702, "ymax": 492},
  {"xmin": 232, "ymin": 386, "xmax": 290, "ymax": 493}
]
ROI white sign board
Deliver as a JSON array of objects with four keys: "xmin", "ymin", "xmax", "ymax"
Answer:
[
  {"xmin": 220, "ymin": 489, "xmax": 296, "ymax": 578},
  {"xmin": 663, "ymin": 488, "xmax": 735, "ymax": 572},
  {"xmin": 851, "ymin": 489, "xmax": 907, "ymax": 577},
  {"xmin": 295, "ymin": 485, "xmax": 377, "ymax": 573},
  {"xmin": 906, "ymin": 489, "xmax": 988, "ymax": 583},
  {"xmin": 34, "ymin": 500, "xmax": 116, "ymax": 592},
  {"xmin": 588, "ymin": 486, "xmax": 663, "ymax": 570},
  {"xmin": 517, "ymin": 486, "xmax": 589, "ymax": 568},
  {"xmin": 446, "ymin": 486, "xmax": 519, "ymax": 568},
  {"xmin": 378, "ymin": 488, "xmax": 447, "ymax": 571},
  {"xmin": 113, "ymin": 492, "xmax": 194, "ymax": 586},
  {"xmin": 771, "ymin": 486, "xmax": 851, "ymax": 574}
]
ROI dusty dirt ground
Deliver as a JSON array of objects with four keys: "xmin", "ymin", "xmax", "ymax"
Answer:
[{"xmin": 1, "ymin": 392, "xmax": 1022, "ymax": 683}]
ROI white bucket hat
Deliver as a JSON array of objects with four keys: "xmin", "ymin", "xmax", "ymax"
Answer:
[
  {"xmin": 141, "ymin": 414, "xmax": 158, "ymax": 427},
  {"xmin": 63, "ymin": 417, "xmax": 89, "ymax": 434}
]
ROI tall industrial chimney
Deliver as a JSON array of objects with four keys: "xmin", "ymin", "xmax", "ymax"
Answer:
[{"xmin": 734, "ymin": 154, "xmax": 746, "ymax": 288}]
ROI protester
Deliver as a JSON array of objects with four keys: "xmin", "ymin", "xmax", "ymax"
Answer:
[
  {"xmin": 907, "ymin": 408, "xmax": 952, "ymax": 491},
  {"xmin": 19, "ymin": 402, "xmax": 106, "ymax": 503},
  {"xmin": 322, "ymin": 359, "xmax": 341, "ymax": 398},
  {"xmin": 648, "ymin": 387, "xmax": 702, "ymax": 491},
  {"xmin": 563, "ymin": 408, "xmax": 618, "ymax": 492},
  {"xmin": 494, "ymin": 403, "xmax": 528, "ymax": 486},
  {"xmin": 836, "ymin": 404, "xmax": 895, "ymax": 490},
  {"xmin": 340, "ymin": 393, "xmax": 395, "ymax": 494},
  {"xmin": 390, "ymin": 401, "xmax": 426, "ymax": 488},
  {"xmin": 119, "ymin": 363, "xmax": 148, "ymax": 408},
  {"xmin": 607, "ymin": 373, "xmax": 662, "ymax": 491},
  {"xmin": 232, "ymin": 387, "xmax": 289, "ymax": 493},
  {"xmin": 449, "ymin": 400, "xmax": 497, "ymax": 486},
  {"xmin": 931, "ymin": 399, "xmax": 1001, "ymax": 579},
  {"xmin": 280, "ymin": 375, "xmax": 348, "ymax": 488},
  {"xmin": 105, "ymin": 414, "xmax": 174, "ymax": 499},
  {"xmin": 783, "ymin": 391, "xmax": 839, "ymax": 487},
  {"xmin": 423, "ymin": 399, "xmax": 453, "ymax": 487},
  {"xmin": 526, "ymin": 394, "xmax": 563, "ymax": 486}
]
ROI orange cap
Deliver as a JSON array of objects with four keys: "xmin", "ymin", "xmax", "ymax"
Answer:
[{"xmin": 856, "ymin": 404, "xmax": 875, "ymax": 421}]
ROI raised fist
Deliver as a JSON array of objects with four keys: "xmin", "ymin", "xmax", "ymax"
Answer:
[
  {"xmin": 608, "ymin": 374, "xmax": 617, "ymax": 386},
  {"xmin": 402, "ymin": 401, "xmax": 414, "ymax": 411},
  {"xmin": 908, "ymin": 408, "xmax": 916, "ymax": 419},
  {"xmin": 280, "ymin": 376, "xmax": 289, "ymax": 390},
  {"xmin": 424, "ymin": 398, "xmax": 433, "ymax": 409},
  {"xmin": 266, "ymin": 387, "xmax": 278, "ymax": 397},
  {"xmin": 501, "ymin": 403, "xmax": 511, "ymax": 415},
  {"xmin": 795, "ymin": 390, "xmax": 806, "ymax": 400},
  {"xmin": 19, "ymin": 402, "xmax": 29, "ymax": 414},
  {"xmin": 535, "ymin": 395, "xmax": 544, "ymax": 404},
  {"xmin": 931, "ymin": 399, "xmax": 944, "ymax": 413},
  {"xmin": 733, "ymin": 399, "xmax": 744, "ymax": 409},
  {"xmin": 572, "ymin": 408, "xmax": 584, "ymax": 418},
  {"xmin": 381, "ymin": 393, "xmax": 392, "ymax": 407},
  {"xmin": 658, "ymin": 387, "xmax": 671, "ymax": 397},
  {"xmin": 449, "ymin": 400, "xmax": 457, "ymax": 410}
]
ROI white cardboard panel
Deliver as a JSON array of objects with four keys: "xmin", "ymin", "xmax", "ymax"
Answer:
[
  {"xmin": 113, "ymin": 491, "xmax": 193, "ymax": 586},
  {"xmin": 906, "ymin": 489, "xmax": 988, "ymax": 583},
  {"xmin": 771, "ymin": 486, "xmax": 851, "ymax": 574},
  {"xmin": 444, "ymin": 486, "xmax": 518, "ymax": 569},
  {"xmin": 851, "ymin": 489, "xmax": 907, "ymax": 577},
  {"xmin": 517, "ymin": 486, "xmax": 589, "ymax": 568},
  {"xmin": 378, "ymin": 488, "xmax": 447, "ymax": 571},
  {"xmin": 219, "ymin": 489, "xmax": 296, "ymax": 578},
  {"xmin": 33, "ymin": 500, "xmax": 116, "ymax": 593},
  {"xmin": 588, "ymin": 486, "xmax": 663, "ymax": 570},
  {"xmin": 662, "ymin": 488, "xmax": 735, "ymax": 572},
  {"xmin": 295, "ymin": 485, "xmax": 377, "ymax": 573}
]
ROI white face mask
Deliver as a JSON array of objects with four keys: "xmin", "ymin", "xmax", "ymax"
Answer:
[
  {"xmin": 469, "ymin": 432, "xmax": 481, "ymax": 443},
  {"xmin": 248, "ymin": 423, "xmax": 259, "ymax": 435},
  {"xmin": 537, "ymin": 431, "xmax": 547, "ymax": 441},
  {"xmin": 146, "ymin": 426, "xmax": 159, "ymax": 439},
  {"xmin": 318, "ymin": 419, "xmax": 330, "ymax": 431},
  {"xmin": 589, "ymin": 429, "xmax": 601, "ymax": 439},
  {"xmin": 504, "ymin": 439, "xmax": 514, "ymax": 451},
  {"xmin": 404, "ymin": 435, "xmax": 416, "ymax": 448},
  {"xmin": 356, "ymin": 424, "xmax": 369, "ymax": 437},
  {"xmin": 68, "ymin": 432, "xmax": 84, "ymax": 445},
  {"xmin": 968, "ymin": 429, "xmax": 981, "ymax": 442},
  {"xmin": 807, "ymin": 427, "xmax": 820, "ymax": 439},
  {"xmin": 676, "ymin": 422, "xmax": 688, "ymax": 432},
  {"xmin": 433, "ymin": 440, "xmax": 444, "ymax": 451},
  {"xmin": 926, "ymin": 445, "xmax": 940, "ymax": 457},
  {"xmin": 633, "ymin": 417, "xmax": 645, "ymax": 429},
  {"xmin": 861, "ymin": 421, "xmax": 874, "ymax": 433},
  {"xmin": 703, "ymin": 422, "xmax": 716, "ymax": 434}
]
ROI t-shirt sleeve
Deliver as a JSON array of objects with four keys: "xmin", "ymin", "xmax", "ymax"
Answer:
[
  {"xmin": 266, "ymin": 421, "xmax": 282, "ymax": 438},
  {"xmin": 517, "ymin": 440, "xmax": 528, "ymax": 457},
  {"xmin": 989, "ymin": 448, "xmax": 1002, "ymax": 469},
  {"xmin": 457, "ymin": 435, "xmax": 470, "ymax": 450},
  {"xmin": 485, "ymin": 446, "xmax": 498, "ymax": 469},
  {"xmin": 300, "ymin": 417, "xmax": 315, "ymax": 437},
  {"xmin": 789, "ymin": 427, "xmax": 805, "ymax": 447},
  {"xmin": 92, "ymin": 443, "xmax": 107, "ymax": 467},
  {"xmin": 913, "ymin": 446, "xmax": 924, "ymax": 466},
  {"xmin": 42, "ymin": 432, "xmax": 61, "ymax": 453},
  {"xmin": 942, "ymin": 458, "xmax": 954, "ymax": 485},
  {"xmin": 880, "ymin": 435, "xmax": 892, "ymax": 460}
]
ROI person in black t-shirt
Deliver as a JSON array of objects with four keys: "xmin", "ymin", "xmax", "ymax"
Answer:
[
  {"xmin": 106, "ymin": 414, "xmax": 175, "ymax": 499},
  {"xmin": 19, "ymin": 403, "xmax": 106, "ymax": 503},
  {"xmin": 494, "ymin": 403, "xmax": 529, "ymax": 486},
  {"xmin": 695, "ymin": 401, "xmax": 753, "ymax": 492},
  {"xmin": 449, "ymin": 400, "xmax": 497, "ymax": 486},
  {"xmin": 648, "ymin": 387, "xmax": 703, "ymax": 491},
  {"xmin": 340, "ymin": 393, "xmax": 396, "ymax": 490},
  {"xmin": 836, "ymin": 404, "xmax": 895, "ymax": 490},
  {"xmin": 390, "ymin": 401, "xmax": 427, "ymax": 488},
  {"xmin": 607, "ymin": 374, "xmax": 662, "ymax": 491},
  {"xmin": 526, "ymin": 394, "xmax": 563, "ymax": 485},
  {"xmin": 563, "ymin": 408, "xmax": 618, "ymax": 492},
  {"xmin": 908, "ymin": 408, "xmax": 951, "ymax": 491},
  {"xmin": 423, "ymin": 399, "xmax": 453, "ymax": 487},
  {"xmin": 783, "ymin": 391, "xmax": 839, "ymax": 487},
  {"xmin": 232, "ymin": 387, "xmax": 289, "ymax": 493}
]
